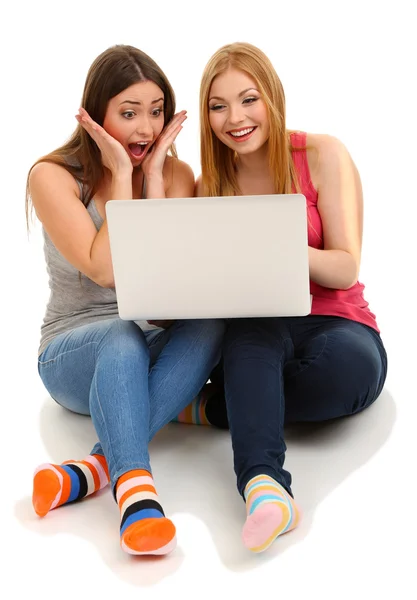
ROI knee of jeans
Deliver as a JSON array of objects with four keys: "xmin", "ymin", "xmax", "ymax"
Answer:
[
  {"xmin": 99, "ymin": 319, "xmax": 149, "ymax": 359},
  {"xmin": 349, "ymin": 354, "xmax": 386, "ymax": 414},
  {"xmin": 317, "ymin": 333, "xmax": 386, "ymax": 415}
]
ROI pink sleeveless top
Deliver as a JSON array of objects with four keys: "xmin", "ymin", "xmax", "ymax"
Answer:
[{"xmin": 290, "ymin": 131, "xmax": 379, "ymax": 332}]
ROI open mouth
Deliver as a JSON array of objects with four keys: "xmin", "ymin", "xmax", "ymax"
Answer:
[
  {"xmin": 128, "ymin": 141, "xmax": 151, "ymax": 159},
  {"xmin": 227, "ymin": 126, "xmax": 257, "ymax": 142}
]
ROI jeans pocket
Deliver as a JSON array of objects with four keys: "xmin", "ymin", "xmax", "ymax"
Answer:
[{"xmin": 38, "ymin": 349, "xmax": 58, "ymax": 366}]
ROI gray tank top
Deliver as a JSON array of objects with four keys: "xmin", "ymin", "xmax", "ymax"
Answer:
[{"xmin": 38, "ymin": 176, "xmax": 156, "ymax": 356}]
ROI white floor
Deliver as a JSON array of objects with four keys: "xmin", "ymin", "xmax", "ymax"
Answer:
[
  {"xmin": 3, "ymin": 1, "xmax": 416, "ymax": 598},
  {"xmin": 6, "ymin": 236, "xmax": 417, "ymax": 598},
  {"xmin": 7, "ymin": 368, "xmax": 416, "ymax": 598}
]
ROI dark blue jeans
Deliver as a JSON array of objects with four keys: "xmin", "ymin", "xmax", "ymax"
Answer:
[{"xmin": 221, "ymin": 315, "xmax": 388, "ymax": 498}]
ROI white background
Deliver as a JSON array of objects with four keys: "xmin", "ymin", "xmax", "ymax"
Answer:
[{"xmin": 2, "ymin": 0, "xmax": 416, "ymax": 598}]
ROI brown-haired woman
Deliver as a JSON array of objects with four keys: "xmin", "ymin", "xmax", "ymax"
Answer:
[{"xmin": 28, "ymin": 44, "xmax": 225, "ymax": 557}]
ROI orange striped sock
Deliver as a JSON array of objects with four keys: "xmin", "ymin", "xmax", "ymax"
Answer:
[
  {"xmin": 32, "ymin": 454, "xmax": 109, "ymax": 517},
  {"xmin": 171, "ymin": 384, "xmax": 215, "ymax": 426},
  {"xmin": 172, "ymin": 395, "xmax": 210, "ymax": 425},
  {"xmin": 117, "ymin": 469, "xmax": 176, "ymax": 556},
  {"xmin": 172, "ymin": 384, "xmax": 229, "ymax": 428}
]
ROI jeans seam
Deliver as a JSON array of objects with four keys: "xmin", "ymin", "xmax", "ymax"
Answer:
[
  {"xmin": 285, "ymin": 333, "xmax": 328, "ymax": 379},
  {"xmin": 38, "ymin": 341, "xmax": 100, "ymax": 365},
  {"xmin": 149, "ymin": 321, "xmax": 223, "ymax": 418},
  {"xmin": 93, "ymin": 372, "xmax": 117, "ymax": 482},
  {"xmin": 147, "ymin": 330, "xmax": 167, "ymax": 349}
]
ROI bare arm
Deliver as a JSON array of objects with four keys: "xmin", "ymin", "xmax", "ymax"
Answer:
[
  {"xmin": 147, "ymin": 158, "xmax": 195, "ymax": 329},
  {"xmin": 30, "ymin": 108, "xmax": 134, "ymax": 288},
  {"xmin": 142, "ymin": 111, "xmax": 188, "ymax": 199},
  {"xmin": 88, "ymin": 171, "xmax": 132, "ymax": 287},
  {"xmin": 29, "ymin": 162, "xmax": 132, "ymax": 288},
  {"xmin": 308, "ymin": 134, "xmax": 363, "ymax": 290}
]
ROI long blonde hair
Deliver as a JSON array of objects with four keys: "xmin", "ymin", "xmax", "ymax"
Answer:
[
  {"xmin": 199, "ymin": 42, "xmax": 302, "ymax": 196},
  {"xmin": 25, "ymin": 44, "xmax": 178, "ymax": 226}
]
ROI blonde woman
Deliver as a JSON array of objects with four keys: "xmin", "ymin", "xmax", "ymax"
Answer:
[{"xmin": 196, "ymin": 42, "xmax": 387, "ymax": 553}]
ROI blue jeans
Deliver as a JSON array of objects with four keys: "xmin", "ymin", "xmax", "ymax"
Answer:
[
  {"xmin": 38, "ymin": 318, "xmax": 225, "ymax": 489},
  {"xmin": 222, "ymin": 315, "xmax": 388, "ymax": 498}
]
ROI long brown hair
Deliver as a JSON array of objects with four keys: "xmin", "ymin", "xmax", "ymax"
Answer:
[
  {"xmin": 26, "ymin": 44, "xmax": 177, "ymax": 224},
  {"xmin": 199, "ymin": 42, "xmax": 303, "ymax": 196}
]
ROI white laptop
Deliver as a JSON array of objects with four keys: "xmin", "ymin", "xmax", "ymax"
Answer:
[{"xmin": 105, "ymin": 194, "xmax": 311, "ymax": 320}]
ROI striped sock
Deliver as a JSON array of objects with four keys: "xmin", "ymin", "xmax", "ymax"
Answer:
[
  {"xmin": 171, "ymin": 388, "xmax": 211, "ymax": 425},
  {"xmin": 32, "ymin": 454, "xmax": 109, "ymax": 517},
  {"xmin": 117, "ymin": 469, "xmax": 177, "ymax": 556},
  {"xmin": 171, "ymin": 383, "xmax": 228, "ymax": 428},
  {"xmin": 242, "ymin": 474, "xmax": 301, "ymax": 553}
]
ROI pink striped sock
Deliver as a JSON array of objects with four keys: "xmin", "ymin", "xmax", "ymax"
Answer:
[{"xmin": 242, "ymin": 474, "xmax": 301, "ymax": 552}]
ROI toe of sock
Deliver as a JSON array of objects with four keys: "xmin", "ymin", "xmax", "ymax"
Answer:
[
  {"xmin": 242, "ymin": 503, "xmax": 284, "ymax": 553},
  {"xmin": 32, "ymin": 470, "xmax": 61, "ymax": 517},
  {"xmin": 121, "ymin": 517, "xmax": 177, "ymax": 555}
]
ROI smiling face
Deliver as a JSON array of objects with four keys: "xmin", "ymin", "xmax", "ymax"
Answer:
[
  {"xmin": 208, "ymin": 68, "xmax": 270, "ymax": 156},
  {"xmin": 102, "ymin": 80, "xmax": 165, "ymax": 166}
]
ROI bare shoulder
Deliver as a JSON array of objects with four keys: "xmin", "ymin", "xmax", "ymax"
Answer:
[
  {"xmin": 29, "ymin": 161, "xmax": 80, "ymax": 201},
  {"xmin": 164, "ymin": 156, "xmax": 195, "ymax": 197},
  {"xmin": 304, "ymin": 133, "xmax": 356, "ymax": 187},
  {"xmin": 163, "ymin": 156, "xmax": 194, "ymax": 184},
  {"xmin": 195, "ymin": 174, "xmax": 203, "ymax": 197},
  {"xmin": 306, "ymin": 132, "xmax": 351, "ymax": 156}
]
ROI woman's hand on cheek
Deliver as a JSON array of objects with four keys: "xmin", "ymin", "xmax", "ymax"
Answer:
[
  {"xmin": 76, "ymin": 107, "xmax": 132, "ymax": 176},
  {"xmin": 141, "ymin": 110, "xmax": 187, "ymax": 179}
]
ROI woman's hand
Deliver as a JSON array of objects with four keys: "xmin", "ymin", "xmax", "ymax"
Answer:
[
  {"xmin": 141, "ymin": 111, "xmax": 187, "ymax": 180},
  {"xmin": 76, "ymin": 107, "xmax": 132, "ymax": 176}
]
